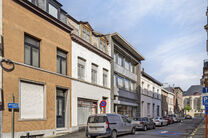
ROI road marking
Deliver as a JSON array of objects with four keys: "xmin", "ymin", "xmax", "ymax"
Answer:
[{"xmin": 189, "ymin": 119, "xmax": 204, "ymax": 138}]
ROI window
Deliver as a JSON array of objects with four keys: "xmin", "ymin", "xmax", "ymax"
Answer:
[
  {"xmin": 114, "ymin": 52, "xmax": 117, "ymax": 63},
  {"xmin": 91, "ymin": 64, "xmax": 98, "ymax": 84},
  {"xmin": 125, "ymin": 59, "xmax": 130, "ymax": 70},
  {"xmin": 82, "ymin": 26, "xmax": 91, "ymax": 43},
  {"xmin": 48, "ymin": 3, "xmax": 58, "ymax": 18},
  {"xmin": 78, "ymin": 58, "xmax": 86, "ymax": 80},
  {"xmin": 57, "ymin": 49, "xmax": 67, "ymax": 75},
  {"xmin": 130, "ymin": 63, "xmax": 134, "ymax": 73},
  {"xmin": 103, "ymin": 69, "xmax": 108, "ymax": 87},
  {"xmin": 114, "ymin": 74, "xmax": 117, "ymax": 87},
  {"xmin": 118, "ymin": 54, "xmax": 123, "ymax": 66},
  {"xmin": 157, "ymin": 105, "xmax": 160, "ymax": 116},
  {"xmin": 147, "ymin": 103, "xmax": 150, "ymax": 115},
  {"xmin": 24, "ymin": 35, "xmax": 40, "ymax": 67},
  {"xmin": 100, "ymin": 39, "xmax": 107, "ymax": 53},
  {"xmin": 130, "ymin": 81, "xmax": 136, "ymax": 92},
  {"xmin": 117, "ymin": 76, "xmax": 124, "ymax": 88},
  {"xmin": 20, "ymin": 81, "xmax": 45, "ymax": 119},
  {"xmin": 125, "ymin": 79, "xmax": 130, "ymax": 91}
]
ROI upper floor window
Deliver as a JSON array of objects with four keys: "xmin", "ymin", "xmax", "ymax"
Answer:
[
  {"xmin": 78, "ymin": 57, "xmax": 86, "ymax": 80},
  {"xmin": 91, "ymin": 64, "xmax": 98, "ymax": 84},
  {"xmin": 82, "ymin": 26, "xmax": 91, "ymax": 43},
  {"xmin": 117, "ymin": 76, "xmax": 124, "ymax": 88},
  {"xmin": 114, "ymin": 52, "xmax": 117, "ymax": 63},
  {"xmin": 124, "ymin": 59, "xmax": 131, "ymax": 70},
  {"xmin": 57, "ymin": 49, "xmax": 67, "ymax": 75},
  {"xmin": 130, "ymin": 81, "xmax": 136, "ymax": 92},
  {"xmin": 114, "ymin": 74, "xmax": 117, "ymax": 87},
  {"xmin": 48, "ymin": 3, "xmax": 58, "ymax": 18},
  {"xmin": 100, "ymin": 39, "xmax": 107, "ymax": 53},
  {"xmin": 125, "ymin": 79, "xmax": 130, "ymax": 91},
  {"xmin": 103, "ymin": 69, "xmax": 108, "ymax": 87},
  {"xmin": 24, "ymin": 34, "xmax": 40, "ymax": 67},
  {"xmin": 118, "ymin": 54, "xmax": 123, "ymax": 66}
]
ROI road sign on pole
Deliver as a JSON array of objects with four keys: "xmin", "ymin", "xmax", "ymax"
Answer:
[
  {"xmin": 8, "ymin": 103, "xmax": 19, "ymax": 109},
  {"xmin": 203, "ymin": 96, "xmax": 208, "ymax": 106},
  {"xmin": 203, "ymin": 87, "xmax": 208, "ymax": 93},
  {"xmin": 99, "ymin": 100, "xmax": 107, "ymax": 108}
]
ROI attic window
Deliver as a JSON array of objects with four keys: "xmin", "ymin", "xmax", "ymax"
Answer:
[
  {"xmin": 82, "ymin": 26, "xmax": 91, "ymax": 43},
  {"xmin": 48, "ymin": 3, "xmax": 58, "ymax": 18}
]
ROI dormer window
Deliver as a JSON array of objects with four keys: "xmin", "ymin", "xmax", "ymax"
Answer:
[
  {"xmin": 48, "ymin": 3, "xmax": 58, "ymax": 18},
  {"xmin": 82, "ymin": 26, "xmax": 91, "ymax": 43},
  {"xmin": 99, "ymin": 39, "xmax": 107, "ymax": 53}
]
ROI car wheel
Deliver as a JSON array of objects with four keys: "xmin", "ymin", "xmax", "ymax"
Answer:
[
  {"xmin": 161, "ymin": 123, "xmax": 163, "ymax": 126},
  {"xmin": 90, "ymin": 136, "xmax": 96, "ymax": 138},
  {"xmin": 131, "ymin": 127, "xmax": 136, "ymax": 134},
  {"xmin": 110, "ymin": 130, "xmax": 117, "ymax": 138},
  {"xmin": 153, "ymin": 125, "xmax": 156, "ymax": 129},
  {"xmin": 143, "ymin": 125, "xmax": 147, "ymax": 131}
]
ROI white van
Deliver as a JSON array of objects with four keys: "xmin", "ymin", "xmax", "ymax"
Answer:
[{"xmin": 86, "ymin": 114, "xmax": 136, "ymax": 138}]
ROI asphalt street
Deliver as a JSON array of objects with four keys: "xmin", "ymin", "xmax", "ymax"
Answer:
[{"xmin": 57, "ymin": 117, "xmax": 203, "ymax": 138}]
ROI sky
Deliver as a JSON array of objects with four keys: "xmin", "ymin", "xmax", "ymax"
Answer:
[{"xmin": 58, "ymin": 0, "xmax": 207, "ymax": 91}]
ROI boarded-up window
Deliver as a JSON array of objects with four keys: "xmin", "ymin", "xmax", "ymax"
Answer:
[{"xmin": 20, "ymin": 81, "xmax": 45, "ymax": 119}]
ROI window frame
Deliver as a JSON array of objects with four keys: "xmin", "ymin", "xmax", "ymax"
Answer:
[
  {"xmin": 103, "ymin": 69, "xmax": 108, "ymax": 87},
  {"xmin": 78, "ymin": 57, "xmax": 86, "ymax": 80},
  {"xmin": 57, "ymin": 48, "xmax": 67, "ymax": 75},
  {"xmin": 24, "ymin": 34, "xmax": 40, "ymax": 68},
  {"xmin": 81, "ymin": 25, "xmax": 91, "ymax": 43},
  {"xmin": 91, "ymin": 64, "xmax": 98, "ymax": 84}
]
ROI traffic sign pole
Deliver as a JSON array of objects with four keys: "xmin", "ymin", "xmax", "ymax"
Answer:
[
  {"xmin": 206, "ymin": 114, "xmax": 207, "ymax": 138},
  {"xmin": 12, "ymin": 94, "xmax": 14, "ymax": 138}
]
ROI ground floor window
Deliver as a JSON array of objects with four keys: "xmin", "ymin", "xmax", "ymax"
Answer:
[
  {"xmin": 78, "ymin": 98, "xmax": 97, "ymax": 125},
  {"xmin": 117, "ymin": 105, "xmax": 137, "ymax": 118},
  {"xmin": 20, "ymin": 81, "xmax": 45, "ymax": 120}
]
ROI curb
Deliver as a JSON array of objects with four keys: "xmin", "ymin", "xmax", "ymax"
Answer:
[{"xmin": 189, "ymin": 119, "xmax": 205, "ymax": 138}]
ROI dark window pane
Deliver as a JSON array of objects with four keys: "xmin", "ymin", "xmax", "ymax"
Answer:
[
  {"xmin": 25, "ymin": 45, "xmax": 31, "ymax": 65},
  {"xmin": 32, "ymin": 47, "xmax": 39, "ymax": 67},
  {"xmin": 62, "ymin": 59, "xmax": 67, "ymax": 75},
  {"xmin": 57, "ymin": 57, "xmax": 61, "ymax": 73}
]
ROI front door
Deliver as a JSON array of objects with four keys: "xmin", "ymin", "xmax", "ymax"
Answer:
[{"xmin": 56, "ymin": 89, "xmax": 66, "ymax": 128}]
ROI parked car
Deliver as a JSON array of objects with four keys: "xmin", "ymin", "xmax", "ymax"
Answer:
[
  {"xmin": 153, "ymin": 117, "xmax": 168, "ymax": 126},
  {"xmin": 132, "ymin": 117, "xmax": 156, "ymax": 131},
  {"xmin": 185, "ymin": 115, "xmax": 192, "ymax": 119},
  {"xmin": 164, "ymin": 116, "xmax": 173, "ymax": 124},
  {"xmin": 168, "ymin": 114, "xmax": 179, "ymax": 123},
  {"xmin": 86, "ymin": 114, "xmax": 136, "ymax": 138}
]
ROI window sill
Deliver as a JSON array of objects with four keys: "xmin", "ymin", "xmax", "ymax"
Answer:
[{"xmin": 18, "ymin": 118, "xmax": 47, "ymax": 122}]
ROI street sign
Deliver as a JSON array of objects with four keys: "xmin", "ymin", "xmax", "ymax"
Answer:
[
  {"xmin": 203, "ymin": 87, "xmax": 208, "ymax": 93},
  {"xmin": 99, "ymin": 100, "xmax": 107, "ymax": 108},
  {"xmin": 203, "ymin": 96, "xmax": 208, "ymax": 105},
  {"xmin": 8, "ymin": 103, "xmax": 19, "ymax": 109}
]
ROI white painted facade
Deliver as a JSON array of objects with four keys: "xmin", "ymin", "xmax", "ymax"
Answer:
[
  {"xmin": 168, "ymin": 91, "xmax": 174, "ymax": 115},
  {"xmin": 141, "ymin": 75, "xmax": 162, "ymax": 118},
  {"xmin": 71, "ymin": 41, "xmax": 111, "ymax": 129}
]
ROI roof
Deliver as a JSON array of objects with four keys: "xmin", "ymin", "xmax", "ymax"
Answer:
[
  {"xmin": 174, "ymin": 87, "xmax": 183, "ymax": 92},
  {"xmin": 111, "ymin": 32, "xmax": 145, "ymax": 61},
  {"xmin": 183, "ymin": 85, "xmax": 203, "ymax": 96},
  {"xmin": 142, "ymin": 71, "xmax": 162, "ymax": 86},
  {"xmin": 164, "ymin": 87, "xmax": 175, "ymax": 94}
]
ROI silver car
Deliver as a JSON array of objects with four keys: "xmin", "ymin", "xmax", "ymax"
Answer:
[
  {"xmin": 153, "ymin": 117, "xmax": 168, "ymax": 126},
  {"xmin": 132, "ymin": 117, "xmax": 156, "ymax": 131},
  {"xmin": 86, "ymin": 114, "xmax": 136, "ymax": 138}
]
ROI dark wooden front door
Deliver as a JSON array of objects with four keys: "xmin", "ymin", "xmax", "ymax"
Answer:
[{"xmin": 56, "ymin": 89, "xmax": 66, "ymax": 128}]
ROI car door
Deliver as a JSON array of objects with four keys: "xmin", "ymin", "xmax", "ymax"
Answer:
[{"xmin": 121, "ymin": 116, "xmax": 129, "ymax": 133}]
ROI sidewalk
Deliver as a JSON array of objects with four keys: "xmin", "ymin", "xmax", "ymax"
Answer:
[{"xmin": 190, "ymin": 118, "xmax": 207, "ymax": 138}]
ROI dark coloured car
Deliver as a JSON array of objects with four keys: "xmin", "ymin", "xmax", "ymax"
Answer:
[{"xmin": 132, "ymin": 117, "xmax": 156, "ymax": 131}]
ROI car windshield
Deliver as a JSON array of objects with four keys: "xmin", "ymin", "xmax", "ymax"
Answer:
[{"xmin": 88, "ymin": 116, "xmax": 107, "ymax": 123}]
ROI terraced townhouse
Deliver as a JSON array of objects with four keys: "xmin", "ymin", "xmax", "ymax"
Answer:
[
  {"xmin": 66, "ymin": 15, "xmax": 112, "ymax": 131},
  {"xmin": 2, "ymin": 0, "xmax": 73, "ymax": 137},
  {"xmin": 107, "ymin": 33, "xmax": 145, "ymax": 118}
]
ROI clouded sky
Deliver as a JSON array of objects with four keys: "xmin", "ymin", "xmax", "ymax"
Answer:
[{"xmin": 58, "ymin": 0, "xmax": 207, "ymax": 91}]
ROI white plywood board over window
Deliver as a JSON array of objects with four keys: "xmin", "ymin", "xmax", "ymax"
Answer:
[{"xmin": 20, "ymin": 81, "xmax": 45, "ymax": 120}]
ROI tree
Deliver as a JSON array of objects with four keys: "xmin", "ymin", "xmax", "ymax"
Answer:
[{"xmin": 184, "ymin": 106, "xmax": 192, "ymax": 114}]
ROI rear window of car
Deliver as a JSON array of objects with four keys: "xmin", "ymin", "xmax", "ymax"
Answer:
[{"xmin": 88, "ymin": 116, "xmax": 107, "ymax": 123}]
